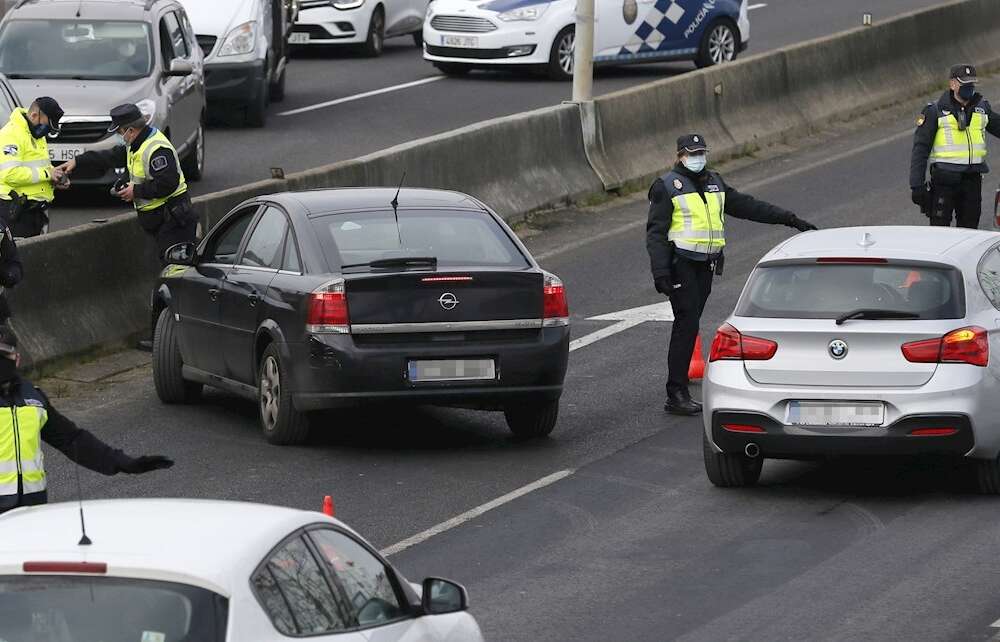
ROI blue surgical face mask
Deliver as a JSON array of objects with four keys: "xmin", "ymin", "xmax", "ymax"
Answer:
[
  {"xmin": 29, "ymin": 123, "xmax": 50, "ymax": 139},
  {"xmin": 682, "ymin": 154, "xmax": 707, "ymax": 173},
  {"xmin": 958, "ymin": 83, "xmax": 976, "ymax": 101}
]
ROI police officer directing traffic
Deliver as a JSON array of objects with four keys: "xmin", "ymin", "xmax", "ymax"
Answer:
[
  {"xmin": 647, "ymin": 134, "xmax": 818, "ymax": 416},
  {"xmin": 62, "ymin": 103, "xmax": 198, "ymax": 260},
  {"xmin": 910, "ymin": 64, "xmax": 1000, "ymax": 228},
  {"xmin": 0, "ymin": 326, "xmax": 173, "ymax": 516}
]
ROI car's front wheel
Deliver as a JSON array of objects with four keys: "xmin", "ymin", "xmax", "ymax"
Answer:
[
  {"xmin": 547, "ymin": 26, "xmax": 574, "ymax": 81},
  {"xmin": 703, "ymin": 433, "xmax": 762, "ymax": 487},
  {"xmin": 412, "ymin": 30, "xmax": 423, "ymax": 47},
  {"xmin": 362, "ymin": 7, "xmax": 385, "ymax": 57},
  {"xmin": 152, "ymin": 308, "xmax": 203, "ymax": 404},
  {"xmin": 245, "ymin": 71, "xmax": 269, "ymax": 127},
  {"xmin": 696, "ymin": 20, "xmax": 738, "ymax": 68},
  {"xmin": 180, "ymin": 121, "xmax": 205, "ymax": 181},
  {"xmin": 504, "ymin": 399, "xmax": 559, "ymax": 438},
  {"xmin": 258, "ymin": 344, "xmax": 310, "ymax": 445}
]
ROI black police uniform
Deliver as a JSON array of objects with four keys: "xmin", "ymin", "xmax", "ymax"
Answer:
[
  {"xmin": 910, "ymin": 65, "xmax": 1000, "ymax": 228},
  {"xmin": 0, "ymin": 223, "xmax": 21, "ymax": 323}
]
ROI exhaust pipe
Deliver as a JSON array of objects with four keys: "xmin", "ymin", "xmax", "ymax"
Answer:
[{"xmin": 744, "ymin": 443, "xmax": 760, "ymax": 458}]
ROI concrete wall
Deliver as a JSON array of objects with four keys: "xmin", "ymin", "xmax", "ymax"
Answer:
[{"xmin": 12, "ymin": 0, "xmax": 1000, "ymax": 369}]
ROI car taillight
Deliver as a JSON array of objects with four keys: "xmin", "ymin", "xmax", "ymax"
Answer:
[
  {"xmin": 909, "ymin": 427, "xmax": 959, "ymax": 437},
  {"xmin": 23, "ymin": 561, "xmax": 107, "ymax": 574},
  {"xmin": 722, "ymin": 423, "xmax": 766, "ymax": 433},
  {"xmin": 306, "ymin": 279, "xmax": 349, "ymax": 334},
  {"xmin": 901, "ymin": 326, "xmax": 988, "ymax": 367},
  {"xmin": 542, "ymin": 273, "xmax": 569, "ymax": 327},
  {"xmin": 709, "ymin": 323, "xmax": 777, "ymax": 362}
]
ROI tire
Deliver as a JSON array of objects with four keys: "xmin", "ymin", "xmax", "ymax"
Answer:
[
  {"xmin": 180, "ymin": 120, "xmax": 205, "ymax": 182},
  {"xmin": 546, "ymin": 26, "xmax": 574, "ymax": 81},
  {"xmin": 702, "ymin": 433, "xmax": 762, "ymax": 487},
  {"xmin": 434, "ymin": 62, "xmax": 470, "ymax": 77},
  {"xmin": 362, "ymin": 7, "xmax": 385, "ymax": 57},
  {"xmin": 245, "ymin": 77, "xmax": 269, "ymax": 127},
  {"xmin": 152, "ymin": 308, "xmax": 203, "ymax": 404},
  {"xmin": 269, "ymin": 65, "xmax": 287, "ymax": 102},
  {"xmin": 972, "ymin": 456, "xmax": 1000, "ymax": 494},
  {"xmin": 412, "ymin": 31, "xmax": 423, "ymax": 47},
  {"xmin": 258, "ymin": 343, "xmax": 310, "ymax": 445},
  {"xmin": 695, "ymin": 20, "xmax": 738, "ymax": 69},
  {"xmin": 504, "ymin": 399, "xmax": 559, "ymax": 438}
]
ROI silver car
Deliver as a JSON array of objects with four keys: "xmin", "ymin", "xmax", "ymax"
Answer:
[
  {"xmin": 703, "ymin": 225, "xmax": 1000, "ymax": 493},
  {"xmin": 0, "ymin": 0, "xmax": 206, "ymax": 186}
]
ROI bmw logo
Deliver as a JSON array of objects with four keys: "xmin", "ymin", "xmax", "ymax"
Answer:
[
  {"xmin": 828, "ymin": 339, "xmax": 848, "ymax": 360},
  {"xmin": 438, "ymin": 292, "xmax": 460, "ymax": 310}
]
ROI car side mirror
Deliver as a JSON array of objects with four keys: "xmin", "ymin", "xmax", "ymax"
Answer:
[
  {"xmin": 421, "ymin": 577, "xmax": 468, "ymax": 615},
  {"xmin": 164, "ymin": 242, "xmax": 196, "ymax": 266},
  {"xmin": 165, "ymin": 59, "xmax": 194, "ymax": 77}
]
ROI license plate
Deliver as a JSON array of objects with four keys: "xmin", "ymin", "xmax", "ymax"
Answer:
[
  {"xmin": 787, "ymin": 401, "xmax": 885, "ymax": 427},
  {"xmin": 48, "ymin": 146, "xmax": 85, "ymax": 161},
  {"xmin": 289, "ymin": 32, "xmax": 310, "ymax": 44},
  {"xmin": 408, "ymin": 359, "xmax": 496, "ymax": 382},
  {"xmin": 441, "ymin": 35, "xmax": 478, "ymax": 48}
]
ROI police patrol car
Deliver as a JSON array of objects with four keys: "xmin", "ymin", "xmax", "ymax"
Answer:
[{"xmin": 423, "ymin": 0, "xmax": 748, "ymax": 79}]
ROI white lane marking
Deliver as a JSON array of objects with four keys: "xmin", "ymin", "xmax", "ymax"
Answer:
[
  {"xmin": 535, "ymin": 128, "xmax": 914, "ymax": 262},
  {"xmin": 278, "ymin": 76, "xmax": 445, "ymax": 117},
  {"xmin": 990, "ymin": 617, "xmax": 1000, "ymax": 628},
  {"xmin": 569, "ymin": 301, "xmax": 674, "ymax": 352},
  {"xmin": 380, "ymin": 469, "xmax": 574, "ymax": 557},
  {"xmin": 748, "ymin": 3, "xmax": 767, "ymax": 9}
]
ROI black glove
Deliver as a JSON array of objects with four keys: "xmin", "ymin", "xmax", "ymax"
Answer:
[
  {"xmin": 654, "ymin": 276, "xmax": 674, "ymax": 297},
  {"xmin": 911, "ymin": 186, "xmax": 928, "ymax": 207},
  {"xmin": 789, "ymin": 216, "xmax": 818, "ymax": 232},
  {"xmin": 119, "ymin": 454, "xmax": 174, "ymax": 474}
]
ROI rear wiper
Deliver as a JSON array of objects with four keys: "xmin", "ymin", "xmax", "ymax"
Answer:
[
  {"xmin": 340, "ymin": 257, "xmax": 437, "ymax": 270},
  {"xmin": 835, "ymin": 309, "xmax": 920, "ymax": 325}
]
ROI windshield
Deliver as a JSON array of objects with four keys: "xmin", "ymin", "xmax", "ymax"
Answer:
[
  {"xmin": 0, "ymin": 20, "xmax": 153, "ymax": 80},
  {"xmin": 0, "ymin": 575, "xmax": 228, "ymax": 641},
  {"xmin": 735, "ymin": 263, "xmax": 965, "ymax": 320},
  {"xmin": 312, "ymin": 209, "xmax": 531, "ymax": 270}
]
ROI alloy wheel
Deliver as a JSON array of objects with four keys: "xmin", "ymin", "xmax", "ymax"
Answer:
[
  {"xmin": 558, "ymin": 32, "xmax": 575, "ymax": 75},
  {"xmin": 708, "ymin": 24, "xmax": 735, "ymax": 64},
  {"xmin": 260, "ymin": 356, "xmax": 281, "ymax": 432}
]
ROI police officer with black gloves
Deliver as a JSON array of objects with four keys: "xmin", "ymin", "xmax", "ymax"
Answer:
[
  {"xmin": 0, "ymin": 326, "xmax": 173, "ymax": 516},
  {"xmin": 647, "ymin": 134, "xmax": 818, "ymax": 416},
  {"xmin": 910, "ymin": 64, "xmax": 1000, "ymax": 228}
]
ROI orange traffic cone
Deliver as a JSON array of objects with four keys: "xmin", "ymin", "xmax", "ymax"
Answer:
[
  {"xmin": 322, "ymin": 495, "xmax": 335, "ymax": 517},
  {"xmin": 688, "ymin": 334, "xmax": 705, "ymax": 381}
]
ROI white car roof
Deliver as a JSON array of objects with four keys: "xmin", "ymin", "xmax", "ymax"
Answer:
[
  {"xmin": 761, "ymin": 226, "xmax": 1000, "ymax": 266},
  {"xmin": 0, "ymin": 499, "xmax": 349, "ymax": 596}
]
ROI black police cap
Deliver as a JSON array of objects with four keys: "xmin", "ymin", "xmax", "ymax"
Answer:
[
  {"xmin": 949, "ymin": 64, "xmax": 977, "ymax": 84},
  {"xmin": 107, "ymin": 103, "xmax": 144, "ymax": 132},
  {"xmin": 32, "ymin": 96, "xmax": 63, "ymax": 128},
  {"xmin": 677, "ymin": 134, "xmax": 708, "ymax": 153}
]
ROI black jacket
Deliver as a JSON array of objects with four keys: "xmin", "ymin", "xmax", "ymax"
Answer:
[
  {"xmin": 910, "ymin": 90, "xmax": 1000, "ymax": 189},
  {"xmin": 0, "ymin": 377, "xmax": 135, "ymax": 514},
  {"xmin": 646, "ymin": 163, "xmax": 799, "ymax": 280},
  {"xmin": 74, "ymin": 126, "xmax": 182, "ymax": 201}
]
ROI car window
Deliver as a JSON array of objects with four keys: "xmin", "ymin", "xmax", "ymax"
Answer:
[
  {"xmin": 242, "ymin": 207, "xmax": 288, "ymax": 269},
  {"xmin": 282, "ymin": 231, "xmax": 301, "ymax": 273},
  {"xmin": 736, "ymin": 263, "xmax": 965, "ymax": 320},
  {"xmin": 174, "ymin": 10, "xmax": 196, "ymax": 58},
  {"xmin": 159, "ymin": 16, "xmax": 179, "ymax": 63},
  {"xmin": 251, "ymin": 535, "xmax": 350, "ymax": 635},
  {"xmin": 308, "ymin": 529, "xmax": 406, "ymax": 628},
  {"xmin": 203, "ymin": 207, "xmax": 258, "ymax": 265},
  {"xmin": 978, "ymin": 244, "xmax": 1000, "ymax": 309}
]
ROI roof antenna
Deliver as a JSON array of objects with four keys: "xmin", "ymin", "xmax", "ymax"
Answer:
[
  {"xmin": 73, "ymin": 442, "xmax": 92, "ymax": 546},
  {"xmin": 390, "ymin": 172, "xmax": 405, "ymax": 247},
  {"xmin": 75, "ymin": 0, "xmax": 83, "ymax": 17}
]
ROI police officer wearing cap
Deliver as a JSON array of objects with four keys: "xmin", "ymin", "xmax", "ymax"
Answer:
[
  {"xmin": 62, "ymin": 103, "xmax": 197, "ymax": 259},
  {"xmin": 647, "ymin": 134, "xmax": 818, "ymax": 415},
  {"xmin": 910, "ymin": 64, "xmax": 1000, "ymax": 228},
  {"xmin": 0, "ymin": 96, "xmax": 70, "ymax": 238},
  {"xmin": 0, "ymin": 326, "xmax": 173, "ymax": 516}
]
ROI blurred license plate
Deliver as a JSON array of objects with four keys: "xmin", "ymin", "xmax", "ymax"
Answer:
[
  {"xmin": 289, "ymin": 32, "xmax": 310, "ymax": 44},
  {"xmin": 787, "ymin": 401, "xmax": 884, "ymax": 427},
  {"xmin": 408, "ymin": 359, "xmax": 495, "ymax": 382},
  {"xmin": 48, "ymin": 147, "xmax": 85, "ymax": 161},
  {"xmin": 441, "ymin": 35, "xmax": 478, "ymax": 47}
]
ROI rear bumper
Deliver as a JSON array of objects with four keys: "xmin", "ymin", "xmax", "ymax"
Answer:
[
  {"xmin": 287, "ymin": 327, "xmax": 570, "ymax": 411},
  {"xmin": 204, "ymin": 60, "xmax": 266, "ymax": 104}
]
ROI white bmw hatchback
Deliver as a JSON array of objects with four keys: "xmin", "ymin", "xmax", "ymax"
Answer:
[
  {"xmin": 703, "ymin": 226, "xmax": 1000, "ymax": 493},
  {"xmin": 0, "ymin": 499, "xmax": 484, "ymax": 642}
]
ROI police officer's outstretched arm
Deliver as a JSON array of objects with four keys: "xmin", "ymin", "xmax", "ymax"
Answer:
[
  {"xmin": 985, "ymin": 100, "xmax": 1000, "ymax": 138},
  {"xmin": 0, "ymin": 225, "xmax": 21, "ymax": 288},
  {"xmin": 65, "ymin": 144, "xmax": 128, "ymax": 175},
  {"xmin": 646, "ymin": 178, "xmax": 676, "ymax": 295},
  {"xmin": 722, "ymin": 180, "xmax": 817, "ymax": 231},
  {"xmin": 37, "ymin": 388, "xmax": 174, "ymax": 475}
]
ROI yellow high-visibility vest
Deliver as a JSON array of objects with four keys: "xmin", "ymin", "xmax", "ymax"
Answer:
[
  {"xmin": 128, "ymin": 128, "xmax": 187, "ymax": 212},
  {"xmin": 0, "ymin": 403, "xmax": 49, "ymax": 499},
  {"xmin": 662, "ymin": 171, "xmax": 727, "ymax": 255},
  {"xmin": 0, "ymin": 108, "xmax": 54, "ymax": 203},
  {"xmin": 929, "ymin": 108, "xmax": 988, "ymax": 166}
]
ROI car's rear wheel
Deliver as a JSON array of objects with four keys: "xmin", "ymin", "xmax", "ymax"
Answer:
[
  {"xmin": 153, "ymin": 308, "xmax": 202, "ymax": 404},
  {"xmin": 696, "ymin": 20, "xmax": 738, "ymax": 68},
  {"xmin": 703, "ymin": 433, "xmax": 762, "ymax": 487},
  {"xmin": 180, "ymin": 121, "xmax": 205, "ymax": 182},
  {"xmin": 362, "ymin": 7, "xmax": 385, "ymax": 57},
  {"xmin": 972, "ymin": 456, "xmax": 1000, "ymax": 494},
  {"xmin": 434, "ymin": 62, "xmax": 471, "ymax": 76},
  {"xmin": 547, "ymin": 26, "xmax": 574, "ymax": 81},
  {"xmin": 504, "ymin": 399, "xmax": 559, "ymax": 438},
  {"xmin": 259, "ymin": 344, "xmax": 310, "ymax": 445}
]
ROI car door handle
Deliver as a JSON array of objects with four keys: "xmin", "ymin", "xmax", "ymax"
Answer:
[
  {"xmin": 209, "ymin": 288, "xmax": 220, "ymax": 301},
  {"xmin": 249, "ymin": 293, "xmax": 259, "ymax": 307}
]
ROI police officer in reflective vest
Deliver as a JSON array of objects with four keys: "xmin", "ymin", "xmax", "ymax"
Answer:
[
  {"xmin": 62, "ymin": 103, "xmax": 198, "ymax": 260},
  {"xmin": 0, "ymin": 326, "xmax": 173, "ymax": 515},
  {"xmin": 647, "ymin": 134, "xmax": 818, "ymax": 415},
  {"xmin": 910, "ymin": 64, "xmax": 1000, "ymax": 228},
  {"xmin": 0, "ymin": 97, "xmax": 70, "ymax": 237}
]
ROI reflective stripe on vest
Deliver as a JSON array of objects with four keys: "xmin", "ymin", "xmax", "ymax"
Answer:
[
  {"xmin": 929, "ymin": 110, "xmax": 989, "ymax": 165},
  {"xmin": 668, "ymin": 190, "xmax": 727, "ymax": 254},
  {"xmin": 127, "ymin": 128, "xmax": 187, "ymax": 212},
  {"xmin": 0, "ymin": 404, "xmax": 48, "ymax": 498}
]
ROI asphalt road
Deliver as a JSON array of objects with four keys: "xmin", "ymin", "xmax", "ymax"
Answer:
[
  {"xmin": 32, "ymin": 73, "xmax": 1000, "ymax": 641},
  {"xmin": 49, "ymin": 0, "xmax": 952, "ymax": 231}
]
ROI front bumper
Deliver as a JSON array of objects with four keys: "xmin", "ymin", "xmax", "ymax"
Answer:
[
  {"xmin": 204, "ymin": 60, "xmax": 266, "ymax": 104},
  {"xmin": 293, "ymin": 7, "xmax": 366, "ymax": 45},
  {"xmin": 288, "ymin": 327, "xmax": 570, "ymax": 411},
  {"xmin": 423, "ymin": 22, "xmax": 552, "ymax": 65}
]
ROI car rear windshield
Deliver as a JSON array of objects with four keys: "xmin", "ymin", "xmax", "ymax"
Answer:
[
  {"xmin": 735, "ymin": 262, "xmax": 965, "ymax": 319},
  {"xmin": 0, "ymin": 575, "xmax": 227, "ymax": 640},
  {"xmin": 312, "ymin": 209, "xmax": 531, "ymax": 270},
  {"xmin": 0, "ymin": 20, "xmax": 154, "ymax": 80}
]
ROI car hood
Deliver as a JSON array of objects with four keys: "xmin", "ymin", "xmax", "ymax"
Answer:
[
  {"xmin": 431, "ymin": 0, "xmax": 552, "ymax": 14},
  {"xmin": 180, "ymin": 0, "xmax": 258, "ymax": 37},
  {"xmin": 8, "ymin": 77, "xmax": 153, "ymax": 118}
]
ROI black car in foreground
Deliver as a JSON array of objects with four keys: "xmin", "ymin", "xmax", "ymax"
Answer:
[{"xmin": 152, "ymin": 188, "xmax": 571, "ymax": 444}]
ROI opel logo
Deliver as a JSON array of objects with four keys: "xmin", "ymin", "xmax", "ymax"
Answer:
[
  {"xmin": 829, "ymin": 339, "xmax": 848, "ymax": 360},
  {"xmin": 438, "ymin": 292, "xmax": 459, "ymax": 310}
]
